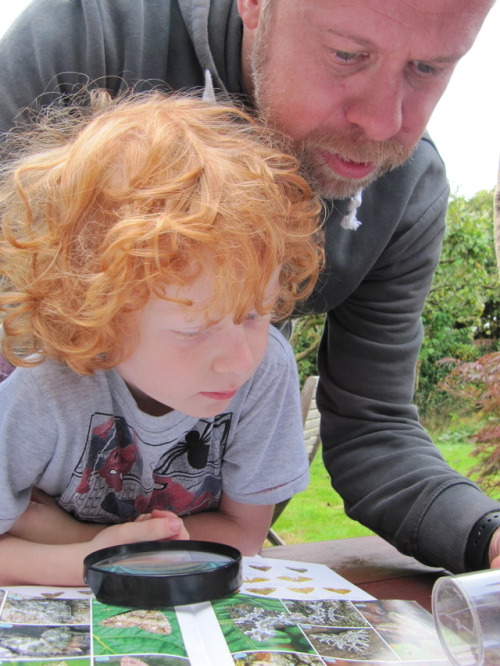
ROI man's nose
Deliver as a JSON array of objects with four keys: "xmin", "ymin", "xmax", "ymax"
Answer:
[
  {"xmin": 212, "ymin": 325, "xmax": 256, "ymax": 376},
  {"xmin": 343, "ymin": 72, "xmax": 404, "ymax": 142}
]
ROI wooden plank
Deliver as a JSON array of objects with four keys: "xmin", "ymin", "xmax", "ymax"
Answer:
[{"xmin": 360, "ymin": 573, "xmax": 442, "ymax": 612}]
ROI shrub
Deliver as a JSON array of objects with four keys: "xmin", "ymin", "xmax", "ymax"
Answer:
[
  {"xmin": 438, "ymin": 352, "xmax": 500, "ymax": 495},
  {"xmin": 416, "ymin": 190, "xmax": 500, "ymax": 414}
]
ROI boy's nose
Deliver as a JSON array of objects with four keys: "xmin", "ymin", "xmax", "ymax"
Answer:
[{"xmin": 212, "ymin": 325, "xmax": 257, "ymax": 376}]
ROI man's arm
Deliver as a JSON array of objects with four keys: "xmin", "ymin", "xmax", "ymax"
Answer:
[
  {"xmin": 316, "ymin": 138, "xmax": 500, "ymax": 574},
  {"xmin": 183, "ymin": 494, "xmax": 274, "ymax": 555},
  {"xmin": 490, "ymin": 528, "xmax": 500, "ymax": 567}
]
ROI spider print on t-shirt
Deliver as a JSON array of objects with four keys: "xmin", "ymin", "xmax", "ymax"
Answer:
[{"xmin": 57, "ymin": 412, "xmax": 232, "ymax": 522}]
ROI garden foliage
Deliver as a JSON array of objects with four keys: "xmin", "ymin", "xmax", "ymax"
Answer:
[
  {"xmin": 292, "ymin": 190, "xmax": 500, "ymax": 408},
  {"xmin": 439, "ymin": 352, "xmax": 500, "ymax": 495}
]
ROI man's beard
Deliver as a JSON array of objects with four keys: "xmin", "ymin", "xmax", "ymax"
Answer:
[
  {"xmin": 293, "ymin": 129, "xmax": 414, "ymax": 200},
  {"xmin": 249, "ymin": 23, "xmax": 416, "ymax": 200}
]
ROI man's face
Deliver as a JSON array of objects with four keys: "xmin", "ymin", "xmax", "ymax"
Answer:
[
  {"xmin": 240, "ymin": 0, "xmax": 492, "ymax": 199},
  {"xmin": 116, "ymin": 271, "xmax": 278, "ymax": 418}
]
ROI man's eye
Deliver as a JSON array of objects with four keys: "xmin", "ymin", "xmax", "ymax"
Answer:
[
  {"xmin": 331, "ymin": 49, "xmax": 366, "ymax": 64},
  {"xmin": 413, "ymin": 61, "xmax": 438, "ymax": 76}
]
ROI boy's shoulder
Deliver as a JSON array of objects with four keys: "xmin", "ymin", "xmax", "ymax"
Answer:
[
  {"xmin": 267, "ymin": 324, "xmax": 295, "ymax": 361},
  {"xmin": 6, "ymin": 358, "xmax": 82, "ymax": 380},
  {"xmin": 0, "ymin": 359, "xmax": 105, "ymax": 401},
  {"xmin": 246, "ymin": 324, "xmax": 297, "ymax": 393}
]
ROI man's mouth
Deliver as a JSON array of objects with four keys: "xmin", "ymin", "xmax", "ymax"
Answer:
[{"xmin": 320, "ymin": 150, "xmax": 375, "ymax": 180}]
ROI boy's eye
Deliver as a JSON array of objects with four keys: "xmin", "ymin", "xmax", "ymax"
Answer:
[
  {"xmin": 173, "ymin": 329, "xmax": 202, "ymax": 338},
  {"xmin": 244, "ymin": 312, "xmax": 271, "ymax": 325}
]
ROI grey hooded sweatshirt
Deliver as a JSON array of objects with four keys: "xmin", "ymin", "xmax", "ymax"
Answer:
[{"xmin": 1, "ymin": 0, "xmax": 498, "ymax": 573}]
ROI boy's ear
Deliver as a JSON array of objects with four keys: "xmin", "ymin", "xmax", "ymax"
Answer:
[{"xmin": 236, "ymin": 0, "xmax": 262, "ymax": 30}]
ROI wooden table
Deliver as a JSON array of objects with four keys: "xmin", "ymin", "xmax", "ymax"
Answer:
[{"xmin": 263, "ymin": 535, "xmax": 448, "ymax": 612}]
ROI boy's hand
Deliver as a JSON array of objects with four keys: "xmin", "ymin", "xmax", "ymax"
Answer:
[
  {"xmin": 87, "ymin": 510, "xmax": 190, "ymax": 553},
  {"xmin": 0, "ymin": 511, "xmax": 189, "ymax": 587}
]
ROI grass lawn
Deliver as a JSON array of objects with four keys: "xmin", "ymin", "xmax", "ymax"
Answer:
[
  {"xmin": 264, "ymin": 447, "xmax": 374, "ymax": 547},
  {"xmin": 264, "ymin": 418, "xmax": 492, "ymax": 548}
]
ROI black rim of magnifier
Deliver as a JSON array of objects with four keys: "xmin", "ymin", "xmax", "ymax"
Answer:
[{"xmin": 84, "ymin": 540, "xmax": 242, "ymax": 609}]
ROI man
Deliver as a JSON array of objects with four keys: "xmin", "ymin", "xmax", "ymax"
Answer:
[{"xmin": 0, "ymin": 0, "xmax": 498, "ymax": 573}]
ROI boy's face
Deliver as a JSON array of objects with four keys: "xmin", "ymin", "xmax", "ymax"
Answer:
[{"xmin": 116, "ymin": 271, "xmax": 279, "ymax": 418}]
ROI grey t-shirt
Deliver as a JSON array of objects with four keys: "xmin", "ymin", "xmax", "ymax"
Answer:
[{"xmin": 0, "ymin": 327, "xmax": 308, "ymax": 532}]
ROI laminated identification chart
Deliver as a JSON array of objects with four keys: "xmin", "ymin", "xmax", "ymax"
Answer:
[{"xmin": 0, "ymin": 556, "xmax": 448, "ymax": 665}]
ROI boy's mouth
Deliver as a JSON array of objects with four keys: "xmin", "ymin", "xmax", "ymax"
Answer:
[{"xmin": 200, "ymin": 389, "xmax": 238, "ymax": 401}]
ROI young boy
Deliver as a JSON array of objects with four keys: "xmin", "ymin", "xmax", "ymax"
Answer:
[{"xmin": 0, "ymin": 91, "xmax": 323, "ymax": 586}]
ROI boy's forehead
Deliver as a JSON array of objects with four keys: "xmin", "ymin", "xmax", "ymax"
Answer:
[
  {"xmin": 155, "ymin": 267, "xmax": 282, "ymax": 320},
  {"xmin": 163, "ymin": 274, "xmax": 217, "ymax": 312}
]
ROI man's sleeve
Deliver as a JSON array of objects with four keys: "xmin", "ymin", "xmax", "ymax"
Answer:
[
  {"xmin": 319, "ymin": 138, "xmax": 500, "ymax": 574},
  {"xmin": 0, "ymin": 0, "xmax": 197, "ymax": 135},
  {"xmin": 1, "ymin": 0, "xmax": 104, "ymax": 133}
]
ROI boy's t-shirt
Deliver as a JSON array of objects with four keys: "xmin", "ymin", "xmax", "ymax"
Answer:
[{"xmin": 0, "ymin": 327, "xmax": 309, "ymax": 531}]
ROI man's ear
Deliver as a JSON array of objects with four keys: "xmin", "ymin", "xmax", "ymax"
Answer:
[{"xmin": 236, "ymin": 0, "xmax": 262, "ymax": 30}]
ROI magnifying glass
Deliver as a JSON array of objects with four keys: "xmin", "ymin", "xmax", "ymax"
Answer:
[{"xmin": 84, "ymin": 540, "xmax": 242, "ymax": 609}]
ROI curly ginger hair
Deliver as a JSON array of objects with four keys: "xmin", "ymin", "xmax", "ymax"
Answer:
[{"xmin": 0, "ymin": 91, "xmax": 323, "ymax": 374}]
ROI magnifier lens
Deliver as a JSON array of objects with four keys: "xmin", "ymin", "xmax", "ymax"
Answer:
[
  {"xmin": 84, "ymin": 541, "xmax": 242, "ymax": 609},
  {"xmin": 95, "ymin": 549, "xmax": 234, "ymax": 575}
]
